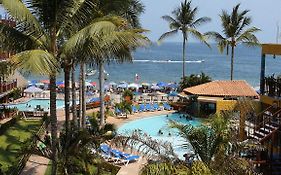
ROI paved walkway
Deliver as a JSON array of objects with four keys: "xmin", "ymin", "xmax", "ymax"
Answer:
[
  {"xmin": 117, "ymin": 158, "xmax": 147, "ymax": 175},
  {"xmin": 20, "ymin": 155, "xmax": 49, "ymax": 175}
]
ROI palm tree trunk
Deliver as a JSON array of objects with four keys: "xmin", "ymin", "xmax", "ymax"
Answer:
[
  {"xmin": 79, "ymin": 64, "xmax": 83, "ymax": 128},
  {"xmin": 230, "ymin": 45, "xmax": 235, "ymax": 80},
  {"xmin": 71, "ymin": 63, "xmax": 77, "ymax": 128},
  {"xmin": 64, "ymin": 61, "xmax": 71, "ymax": 135},
  {"xmin": 49, "ymin": 75, "xmax": 58, "ymax": 175},
  {"xmin": 99, "ymin": 62, "xmax": 105, "ymax": 127},
  {"xmin": 50, "ymin": 27, "xmax": 58, "ymax": 175},
  {"xmin": 182, "ymin": 33, "xmax": 187, "ymax": 79},
  {"xmin": 81, "ymin": 63, "xmax": 86, "ymax": 128}
]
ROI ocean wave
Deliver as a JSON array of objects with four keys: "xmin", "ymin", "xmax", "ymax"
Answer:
[{"xmin": 133, "ymin": 59, "xmax": 205, "ymax": 63}]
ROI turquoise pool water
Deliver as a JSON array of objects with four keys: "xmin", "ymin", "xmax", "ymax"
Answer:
[
  {"xmin": 9, "ymin": 99, "xmax": 65, "ymax": 111},
  {"xmin": 117, "ymin": 113, "xmax": 202, "ymax": 159}
]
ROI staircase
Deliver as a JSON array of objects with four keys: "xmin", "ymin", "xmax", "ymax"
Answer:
[{"xmin": 249, "ymin": 106, "xmax": 281, "ymax": 142}]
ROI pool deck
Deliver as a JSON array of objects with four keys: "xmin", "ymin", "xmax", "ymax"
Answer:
[{"xmin": 20, "ymin": 102, "xmax": 175, "ymax": 175}]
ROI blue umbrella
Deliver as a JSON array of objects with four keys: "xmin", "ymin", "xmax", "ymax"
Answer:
[
  {"xmin": 167, "ymin": 83, "xmax": 178, "ymax": 89},
  {"xmin": 56, "ymin": 81, "xmax": 64, "ymax": 86},
  {"xmin": 157, "ymin": 82, "xmax": 168, "ymax": 88},
  {"xmin": 117, "ymin": 83, "xmax": 128, "ymax": 89},
  {"xmin": 88, "ymin": 97, "xmax": 100, "ymax": 103}
]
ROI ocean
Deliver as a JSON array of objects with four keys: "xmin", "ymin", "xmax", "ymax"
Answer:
[{"xmin": 26, "ymin": 42, "xmax": 281, "ymax": 88}]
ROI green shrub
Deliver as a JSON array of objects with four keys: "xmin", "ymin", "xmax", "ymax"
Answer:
[
  {"xmin": 0, "ymin": 116, "xmax": 20, "ymax": 135},
  {"xmin": 191, "ymin": 161, "xmax": 212, "ymax": 175}
]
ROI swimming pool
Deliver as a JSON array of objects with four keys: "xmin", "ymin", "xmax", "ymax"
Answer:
[
  {"xmin": 9, "ymin": 99, "xmax": 65, "ymax": 111},
  {"xmin": 117, "ymin": 113, "xmax": 202, "ymax": 159}
]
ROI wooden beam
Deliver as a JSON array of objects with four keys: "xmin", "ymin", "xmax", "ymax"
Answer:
[{"xmin": 262, "ymin": 44, "xmax": 281, "ymax": 55}]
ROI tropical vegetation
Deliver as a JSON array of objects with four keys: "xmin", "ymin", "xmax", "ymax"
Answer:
[
  {"xmin": 0, "ymin": 0, "xmax": 148, "ymax": 173},
  {"xmin": 159, "ymin": 0, "xmax": 210, "ymax": 78},
  {"xmin": 206, "ymin": 4, "xmax": 260, "ymax": 80},
  {"xmin": 178, "ymin": 72, "xmax": 212, "ymax": 91}
]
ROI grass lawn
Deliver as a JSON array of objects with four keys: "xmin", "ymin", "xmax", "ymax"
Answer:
[{"xmin": 0, "ymin": 119, "xmax": 42, "ymax": 172}]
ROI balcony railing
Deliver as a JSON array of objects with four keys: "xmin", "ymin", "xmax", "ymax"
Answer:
[
  {"xmin": 264, "ymin": 76, "xmax": 281, "ymax": 97},
  {"xmin": 0, "ymin": 80, "xmax": 17, "ymax": 94}
]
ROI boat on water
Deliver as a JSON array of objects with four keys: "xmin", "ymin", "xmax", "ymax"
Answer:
[
  {"xmin": 86, "ymin": 69, "xmax": 97, "ymax": 76},
  {"xmin": 85, "ymin": 69, "xmax": 109, "ymax": 79}
]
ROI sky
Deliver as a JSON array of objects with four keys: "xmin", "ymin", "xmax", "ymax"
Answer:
[{"xmin": 140, "ymin": 0, "xmax": 281, "ymax": 43}]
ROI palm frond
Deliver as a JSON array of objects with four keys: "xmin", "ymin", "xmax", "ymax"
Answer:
[
  {"xmin": 158, "ymin": 29, "xmax": 178, "ymax": 43},
  {"xmin": 162, "ymin": 15, "xmax": 178, "ymax": 25},
  {"xmin": 0, "ymin": 23, "xmax": 44, "ymax": 52},
  {"xmin": 112, "ymin": 130, "xmax": 179, "ymax": 162},
  {"xmin": 191, "ymin": 17, "xmax": 211, "ymax": 28},
  {"xmin": 188, "ymin": 28, "xmax": 210, "ymax": 48},
  {"xmin": 1, "ymin": 0, "xmax": 47, "ymax": 44},
  {"xmin": 10, "ymin": 50, "xmax": 59, "ymax": 75},
  {"xmin": 61, "ymin": 0, "xmax": 99, "ymax": 35},
  {"xmin": 236, "ymin": 27, "xmax": 260, "ymax": 45}
]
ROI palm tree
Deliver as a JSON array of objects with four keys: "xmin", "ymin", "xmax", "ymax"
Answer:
[
  {"xmin": 0, "ymin": 0, "xmax": 146, "ymax": 173},
  {"xmin": 93, "ymin": 0, "xmax": 146, "ymax": 127},
  {"xmin": 158, "ymin": 0, "xmax": 210, "ymax": 78},
  {"xmin": 206, "ymin": 4, "xmax": 260, "ymax": 80}
]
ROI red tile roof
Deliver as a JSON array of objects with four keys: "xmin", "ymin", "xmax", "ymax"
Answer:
[{"xmin": 183, "ymin": 80, "xmax": 259, "ymax": 98}]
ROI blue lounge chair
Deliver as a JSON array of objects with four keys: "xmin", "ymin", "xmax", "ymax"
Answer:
[
  {"xmin": 111, "ymin": 149, "xmax": 140, "ymax": 166},
  {"xmin": 115, "ymin": 108, "xmax": 125, "ymax": 116},
  {"xmin": 139, "ymin": 104, "xmax": 146, "ymax": 112},
  {"xmin": 131, "ymin": 105, "xmax": 138, "ymax": 113},
  {"xmin": 145, "ymin": 103, "xmax": 154, "ymax": 112},
  {"xmin": 153, "ymin": 103, "xmax": 161, "ymax": 111},
  {"xmin": 163, "ymin": 103, "xmax": 173, "ymax": 110},
  {"xmin": 99, "ymin": 144, "xmax": 119, "ymax": 162}
]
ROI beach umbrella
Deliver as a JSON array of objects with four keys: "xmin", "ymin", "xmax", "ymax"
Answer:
[
  {"xmin": 24, "ymin": 86, "xmax": 43, "ymax": 93},
  {"xmin": 128, "ymin": 83, "xmax": 140, "ymax": 89},
  {"xmin": 104, "ymin": 84, "xmax": 110, "ymax": 90},
  {"xmin": 117, "ymin": 82, "xmax": 128, "ymax": 89},
  {"xmin": 85, "ymin": 82, "xmax": 93, "ymax": 87},
  {"xmin": 35, "ymin": 82, "xmax": 44, "ymax": 87},
  {"xmin": 167, "ymin": 83, "xmax": 178, "ymax": 89},
  {"xmin": 56, "ymin": 81, "xmax": 64, "ymax": 86},
  {"xmin": 151, "ymin": 85, "xmax": 160, "ymax": 90},
  {"xmin": 141, "ymin": 82, "xmax": 150, "ymax": 87},
  {"xmin": 90, "ymin": 82, "xmax": 97, "ymax": 86},
  {"xmin": 109, "ymin": 81, "xmax": 117, "ymax": 86},
  {"xmin": 88, "ymin": 97, "xmax": 100, "ymax": 103},
  {"xmin": 40, "ymin": 80, "xmax": 50, "ymax": 84},
  {"xmin": 157, "ymin": 82, "xmax": 168, "ymax": 88},
  {"xmin": 58, "ymin": 84, "xmax": 65, "ymax": 88}
]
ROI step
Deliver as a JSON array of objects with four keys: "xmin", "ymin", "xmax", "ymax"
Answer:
[
  {"xmin": 254, "ymin": 131, "xmax": 267, "ymax": 137},
  {"xmin": 259, "ymin": 127, "xmax": 271, "ymax": 133},
  {"xmin": 249, "ymin": 134, "xmax": 262, "ymax": 141},
  {"xmin": 265, "ymin": 124, "xmax": 279, "ymax": 130}
]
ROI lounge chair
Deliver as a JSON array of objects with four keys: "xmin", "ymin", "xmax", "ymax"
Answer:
[
  {"xmin": 138, "ymin": 104, "xmax": 146, "ymax": 112},
  {"xmin": 131, "ymin": 105, "xmax": 138, "ymax": 113},
  {"xmin": 99, "ymin": 144, "xmax": 119, "ymax": 162},
  {"xmin": 153, "ymin": 103, "xmax": 161, "ymax": 111},
  {"xmin": 111, "ymin": 149, "xmax": 140, "ymax": 166},
  {"xmin": 163, "ymin": 103, "xmax": 173, "ymax": 110},
  {"xmin": 115, "ymin": 108, "xmax": 124, "ymax": 116},
  {"xmin": 145, "ymin": 103, "xmax": 154, "ymax": 112}
]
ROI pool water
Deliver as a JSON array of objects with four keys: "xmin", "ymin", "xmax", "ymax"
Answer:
[
  {"xmin": 9, "ymin": 99, "xmax": 65, "ymax": 111},
  {"xmin": 117, "ymin": 113, "xmax": 202, "ymax": 159}
]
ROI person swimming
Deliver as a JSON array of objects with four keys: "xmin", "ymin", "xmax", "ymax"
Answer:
[{"xmin": 158, "ymin": 129, "xmax": 164, "ymax": 135}]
